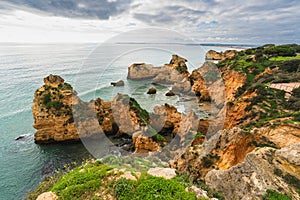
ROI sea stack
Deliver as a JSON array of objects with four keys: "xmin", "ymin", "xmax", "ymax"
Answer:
[{"xmin": 32, "ymin": 74, "xmax": 79, "ymax": 144}]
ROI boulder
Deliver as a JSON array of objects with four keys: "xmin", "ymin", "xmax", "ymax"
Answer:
[
  {"xmin": 111, "ymin": 80, "xmax": 124, "ymax": 86},
  {"xmin": 186, "ymin": 186, "xmax": 209, "ymax": 199},
  {"xmin": 120, "ymin": 171, "xmax": 137, "ymax": 181},
  {"xmin": 147, "ymin": 87, "xmax": 157, "ymax": 94},
  {"xmin": 36, "ymin": 192, "xmax": 58, "ymax": 200},
  {"xmin": 147, "ymin": 167, "xmax": 176, "ymax": 179}
]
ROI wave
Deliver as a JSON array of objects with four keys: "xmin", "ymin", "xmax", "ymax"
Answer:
[{"xmin": 0, "ymin": 106, "xmax": 31, "ymax": 119}]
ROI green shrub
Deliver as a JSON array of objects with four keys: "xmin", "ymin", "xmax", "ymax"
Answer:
[
  {"xmin": 212, "ymin": 191, "xmax": 225, "ymax": 200},
  {"xmin": 114, "ymin": 176, "xmax": 196, "ymax": 200},
  {"xmin": 292, "ymin": 87, "xmax": 300, "ymax": 98},
  {"xmin": 202, "ymin": 156, "xmax": 213, "ymax": 168},
  {"xmin": 46, "ymin": 100, "xmax": 63, "ymax": 110},
  {"xmin": 114, "ymin": 178, "xmax": 135, "ymax": 200},
  {"xmin": 263, "ymin": 45, "xmax": 296, "ymax": 57},
  {"xmin": 294, "ymin": 113, "xmax": 300, "ymax": 122},
  {"xmin": 283, "ymin": 173, "xmax": 300, "ymax": 188},
  {"xmin": 134, "ymin": 176, "xmax": 196, "ymax": 200},
  {"xmin": 153, "ymin": 133, "xmax": 164, "ymax": 142},
  {"xmin": 263, "ymin": 189, "xmax": 291, "ymax": 200},
  {"xmin": 129, "ymin": 97, "xmax": 149, "ymax": 124},
  {"xmin": 194, "ymin": 132, "xmax": 204, "ymax": 139},
  {"xmin": 43, "ymin": 93, "xmax": 51, "ymax": 105},
  {"xmin": 51, "ymin": 164, "xmax": 112, "ymax": 199},
  {"xmin": 64, "ymin": 82, "xmax": 73, "ymax": 90}
]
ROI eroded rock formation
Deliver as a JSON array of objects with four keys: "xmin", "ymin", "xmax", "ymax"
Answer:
[
  {"xmin": 205, "ymin": 50, "xmax": 236, "ymax": 61},
  {"xmin": 205, "ymin": 144, "xmax": 300, "ymax": 200},
  {"xmin": 32, "ymin": 75, "xmax": 79, "ymax": 143}
]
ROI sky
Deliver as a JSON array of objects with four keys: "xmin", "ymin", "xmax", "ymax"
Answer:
[{"xmin": 0, "ymin": 0, "xmax": 299, "ymax": 44}]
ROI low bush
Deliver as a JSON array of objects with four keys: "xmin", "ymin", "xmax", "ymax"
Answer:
[
  {"xmin": 134, "ymin": 176, "xmax": 196, "ymax": 200},
  {"xmin": 46, "ymin": 100, "xmax": 63, "ymax": 110},
  {"xmin": 114, "ymin": 178, "xmax": 135, "ymax": 200},
  {"xmin": 263, "ymin": 189, "xmax": 291, "ymax": 200}
]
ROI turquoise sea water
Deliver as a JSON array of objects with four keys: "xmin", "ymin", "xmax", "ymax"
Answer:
[{"xmin": 0, "ymin": 43, "xmax": 230, "ymax": 200}]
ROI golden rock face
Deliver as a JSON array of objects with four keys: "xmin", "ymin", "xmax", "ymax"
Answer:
[{"xmin": 32, "ymin": 74, "xmax": 79, "ymax": 144}]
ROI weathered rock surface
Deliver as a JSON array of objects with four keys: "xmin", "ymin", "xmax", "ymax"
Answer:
[
  {"xmin": 127, "ymin": 55, "xmax": 189, "ymax": 86},
  {"xmin": 151, "ymin": 104, "xmax": 182, "ymax": 135},
  {"xmin": 36, "ymin": 191, "xmax": 58, "ymax": 200},
  {"xmin": 186, "ymin": 186, "xmax": 209, "ymax": 199},
  {"xmin": 147, "ymin": 167, "xmax": 176, "ymax": 179},
  {"xmin": 127, "ymin": 63, "xmax": 164, "ymax": 80},
  {"xmin": 32, "ymin": 74, "xmax": 80, "ymax": 143},
  {"xmin": 172, "ymin": 125, "xmax": 300, "ymax": 181},
  {"xmin": 205, "ymin": 144, "xmax": 300, "ymax": 200},
  {"xmin": 132, "ymin": 131, "xmax": 161, "ymax": 153}
]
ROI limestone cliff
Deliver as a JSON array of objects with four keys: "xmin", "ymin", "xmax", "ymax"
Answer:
[
  {"xmin": 205, "ymin": 144, "xmax": 300, "ymax": 200},
  {"xmin": 172, "ymin": 125, "xmax": 300, "ymax": 180}
]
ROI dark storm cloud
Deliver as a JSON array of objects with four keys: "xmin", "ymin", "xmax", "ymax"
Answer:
[{"xmin": 0, "ymin": 0, "xmax": 132, "ymax": 19}]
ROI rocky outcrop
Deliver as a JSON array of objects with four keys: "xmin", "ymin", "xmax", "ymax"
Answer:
[
  {"xmin": 151, "ymin": 104, "xmax": 182, "ymax": 135},
  {"xmin": 147, "ymin": 87, "xmax": 157, "ymax": 94},
  {"xmin": 171, "ymin": 124, "xmax": 300, "ymax": 181},
  {"xmin": 127, "ymin": 55, "xmax": 189, "ymax": 87},
  {"xmin": 132, "ymin": 131, "xmax": 161, "ymax": 153},
  {"xmin": 127, "ymin": 63, "xmax": 163, "ymax": 80},
  {"xmin": 205, "ymin": 144, "xmax": 300, "ymax": 200},
  {"xmin": 32, "ymin": 75, "xmax": 80, "ymax": 143},
  {"xmin": 147, "ymin": 167, "xmax": 176, "ymax": 179},
  {"xmin": 205, "ymin": 50, "xmax": 236, "ymax": 61},
  {"xmin": 165, "ymin": 90, "xmax": 175, "ymax": 96}
]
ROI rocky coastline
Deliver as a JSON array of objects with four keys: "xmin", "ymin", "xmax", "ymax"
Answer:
[{"xmin": 30, "ymin": 44, "xmax": 300, "ymax": 200}]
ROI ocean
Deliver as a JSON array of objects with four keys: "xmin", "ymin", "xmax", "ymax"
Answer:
[{"xmin": 0, "ymin": 43, "xmax": 231, "ymax": 200}]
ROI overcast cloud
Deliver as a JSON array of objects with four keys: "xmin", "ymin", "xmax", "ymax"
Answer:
[{"xmin": 0, "ymin": 0, "xmax": 299, "ymax": 43}]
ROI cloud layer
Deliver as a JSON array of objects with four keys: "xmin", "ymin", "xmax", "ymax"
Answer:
[{"xmin": 0, "ymin": 0, "xmax": 299, "ymax": 43}]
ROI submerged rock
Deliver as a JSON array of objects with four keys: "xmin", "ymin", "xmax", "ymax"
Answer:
[
  {"xmin": 111, "ymin": 80, "xmax": 124, "ymax": 86},
  {"xmin": 165, "ymin": 90, "xmax": 175, "ymax": 96}
]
